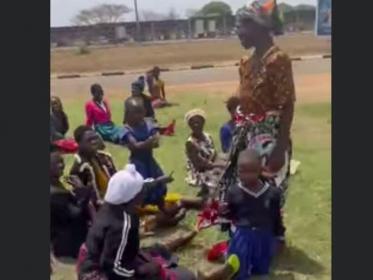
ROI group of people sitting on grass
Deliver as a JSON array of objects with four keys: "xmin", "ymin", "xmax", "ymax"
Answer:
[{"xmin": 51, "ymin": 1, "xmax": 297, "ymax": 279}]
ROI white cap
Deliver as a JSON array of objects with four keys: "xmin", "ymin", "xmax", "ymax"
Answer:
[{"xmin": 104, "ymin": 164, "xmax": 144, "ymax": 205}]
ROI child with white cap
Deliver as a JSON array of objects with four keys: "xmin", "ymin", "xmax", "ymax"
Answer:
[{"xmin": 78, "ymin": 164, "xmax": 197, "ymax": 280}]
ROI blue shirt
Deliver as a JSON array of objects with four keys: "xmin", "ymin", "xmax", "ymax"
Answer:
[{"xmin": 220, "ymin": 121, "xmax": 235, "ymax": 153}]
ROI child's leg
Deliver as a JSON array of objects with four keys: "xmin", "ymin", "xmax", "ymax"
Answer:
[
  {"xmin": 160, "ymin": 230, "xmax": 198, "ymax": 252},
  {"xmin": 155, "ymin": 208, "xmax": 187, "ymax": 228},
  {"xmin": 197, "ymin": 255, "xmax": 239, "ymax": 280},
  {"xmin": 197, "ymin": 264, "xmax": 233, "ymax": 280},
  {"xmin": 179, "ymin": 197, "xmax": 206, "ymax": 211}
]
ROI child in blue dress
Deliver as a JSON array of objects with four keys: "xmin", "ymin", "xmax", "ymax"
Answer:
[
  {"xmin": 120, "ymin": 97, "xmax": 204, "ymax": 227},
  {"xmin": 199, "ymin": 149, "xmax": 283, "ymax": 280},
  {"xmin": 219, "ymin": 96, "xmax": 240, "ymax": 153},
  {"xmin": 120, "ymin": 97, "xmax": 169, "ymax": 208}
]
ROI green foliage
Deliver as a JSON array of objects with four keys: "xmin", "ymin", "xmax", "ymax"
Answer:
[{"xmin": 200, "ymin": 1, "xmax": 233, "ymax": 16}]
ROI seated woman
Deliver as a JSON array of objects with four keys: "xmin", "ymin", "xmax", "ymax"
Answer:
[
  {"xmin": 146, "ymin": 66, "xmax": 175, "ymax": 109},
  {"xmin": 185, "ymin": 109, "xmax": 227, "ymax": 199},
  {"xmin": 50, "ymin": 147, "xmax": 93, "ymax": 259},
  {"xmin": 51, "ymin": 96, "xmax": 69, "ymax": 140},
  {"xmin": 70, "ymin": 125, "xmax": 117, "ymax": 205},
  {"xmin": 78, "ymin": 164, "xmax": 197, "ymax": 280},
  {"xmin": 220, "ymin": 96, "xmax": 240, "ymax": 154},
  {"xmin": 51, "ymin": 95, "xmax": 78, "ymax": 153},
  {"xmin": 85, "ymin": 84, "xmax": 122, "ymax": 144}
]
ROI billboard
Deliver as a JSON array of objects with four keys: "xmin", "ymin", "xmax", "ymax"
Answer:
[{"xmin": 316, "ymin": 0, "xmax": 332, "ymax": 36}]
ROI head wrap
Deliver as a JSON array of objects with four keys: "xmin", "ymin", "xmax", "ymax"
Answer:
[
  {"xmin": 236, "ymin": 0, "xmax": 282, "ymax": 34},
  {"xmin": 104, "ymin": 164, "xmax": 144, "ymax": 205},
  {"xmin": 184, "ymin": 109, "xmax": 206, "ymax": 124}
]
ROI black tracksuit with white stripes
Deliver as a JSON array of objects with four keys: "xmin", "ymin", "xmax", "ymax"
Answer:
[{"xmin": 80, "ymin": 203, "xmax": 140, "ymax": 280}]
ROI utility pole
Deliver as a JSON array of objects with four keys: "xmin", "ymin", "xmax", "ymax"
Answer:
[{"xmin": 134, "ymin": 0, "xmax": 141, "ymax": 41}]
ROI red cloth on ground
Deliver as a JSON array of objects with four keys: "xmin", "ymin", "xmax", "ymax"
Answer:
[
  {"xmin": 53, "ymin": 138, "xmax": 79, "ymax": 154},
  {"xmin": 196, "ymin": 200, "xmax": 221, "ymax": 231},
  {"xmin": 207, "ymin": 241, "xmax": 229, "ymax": 262}
]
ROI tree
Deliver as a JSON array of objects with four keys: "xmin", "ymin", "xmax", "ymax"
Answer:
[
  {"xmin": 185, "ymin": 8, "xmax": 199, "ymax": 18},
  {"xmin": 199, "ymin": 1, "xmax": 233, "ymax": 16},
  {"xmin": 166, "ymin": 8, "xmax": 179, "ymax": 20},
  {"xmin": 72, "ymin": 4, "xmax": 131, "ymax": 25}
]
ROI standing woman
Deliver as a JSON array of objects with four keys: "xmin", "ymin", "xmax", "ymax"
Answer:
[
  {"xmin": 220, "ymin": 0, "xmax": 295, "ymax": 243},
  {"xmin": 85, "ymin": 84, "xmax": 122, "ymax": 144}
]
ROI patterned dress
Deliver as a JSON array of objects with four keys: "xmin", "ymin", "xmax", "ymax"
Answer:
[
  {"xmin": 220, "ymin": 46, "xmax": 296, "ymax": 207},
  {"xmin": 186, "ymin": 132, "xmax": 226, "ymax": 198}
]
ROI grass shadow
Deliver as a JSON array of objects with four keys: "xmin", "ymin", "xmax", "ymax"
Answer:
[{"xmin": 272, "ymin": 246, "xmax": 324, "ymax": 276}]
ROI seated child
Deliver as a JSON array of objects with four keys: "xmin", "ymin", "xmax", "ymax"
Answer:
[
  {"xmin": 70, "ymin": 126, "xmax": 117, "ymax": 205},
  {"xmin": 219, "ymin": 96, "xmax": 240, "ymax": 154},
  {"xmin": 199, "ymin": 149, "xmax": 283, "ymax": 280},
  {"xmin": 78, "ymin": 165, "xmax": 197, "ymax": 280},
  {"xmin": 185, "ymin": 109, "xmax": 227, "ymax": 198},
  {"xmin": 120, "ymin": 98, "xmax": 203, "ymax": 227},
  {"xmin": 50, "ymin": 147, "xmax": 93, "ymax": 259},
  {"xmin": 124, "ymin": 78, "xmax": 155, "ymax": 123}
]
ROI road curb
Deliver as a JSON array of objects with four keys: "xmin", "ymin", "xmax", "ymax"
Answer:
[
  {"xmin": 52, "ymin": 53, "xmax": 331, "ymax": 80},
  {"xmin": 57, "ymin": 74, "xmax": 81, "ymax": 79},
  {"xmin": 101, "ymin": 71, "xmax": 125, "ymax": 76}
]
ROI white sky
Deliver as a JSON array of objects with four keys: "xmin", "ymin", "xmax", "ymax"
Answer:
[{"xmin": 51, "ymin": 0, "xmax": 316, "ymax": 27}]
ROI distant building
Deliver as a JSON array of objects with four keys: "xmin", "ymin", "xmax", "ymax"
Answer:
[
  {"xmin": 51, "ymin": 15, "xmax": 234, "ymax": 46},
  {"xmin": 51, "ymin": 16, "xmax": 236, "ymax": 47}
]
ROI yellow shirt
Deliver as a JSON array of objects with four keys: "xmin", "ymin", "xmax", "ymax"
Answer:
[{"xmin": 91, "ymin": 159, "xmax": 110, "ymax": 198}]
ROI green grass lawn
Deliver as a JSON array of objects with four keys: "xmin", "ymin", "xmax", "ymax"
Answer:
[{"xmin": 53, "ymin": 92, "xmax": 331, "ymax": 280}]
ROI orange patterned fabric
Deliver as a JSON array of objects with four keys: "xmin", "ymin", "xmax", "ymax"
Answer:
[{"xmin": 238, "ymin": 46, "xmax": 296, "ymax": 115}]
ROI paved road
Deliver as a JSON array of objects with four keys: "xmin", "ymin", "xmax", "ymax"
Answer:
[{"xmin": 51, "ymin": 59, "xmax": 331, "ymax": 98}]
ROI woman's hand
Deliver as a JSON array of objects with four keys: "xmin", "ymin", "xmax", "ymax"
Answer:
[
  {"xmin": 218, "ymin": 202, "xmax": 229, "ymax": 217},
  {"xmin": 266, "ymin": 146, "xmax": 286, "ymax": 173}
]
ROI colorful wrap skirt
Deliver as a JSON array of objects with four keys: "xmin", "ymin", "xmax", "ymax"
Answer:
[
  {"xmin": 219, "ymin": 110, "xmax": 292, "ymax": 207},
  {"xmin": 95, "ymin": 123, "xmax": 122, "ymax": 144}
]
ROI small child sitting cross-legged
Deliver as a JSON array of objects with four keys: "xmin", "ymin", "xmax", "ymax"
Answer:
[{"xmin": 199, "ymin": 149, "xmax": 283, "ymax": 280}]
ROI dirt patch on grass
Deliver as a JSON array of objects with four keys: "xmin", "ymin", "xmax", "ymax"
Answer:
[{"xmin": 51, "ymin": 34, "xmax": 331, "ymax": 74}]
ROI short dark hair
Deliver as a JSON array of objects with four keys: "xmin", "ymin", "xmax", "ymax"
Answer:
[
  {"xmin": 90, "ymin": 83, "xmax": 102, "ymax": 95},
  {"xmin": 74, "ymin": 125, "xmax": 93, "ymax": 143},
  {"xmin": 226, "ymin": 96, "xmax": 240, "ymax": 112}
]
